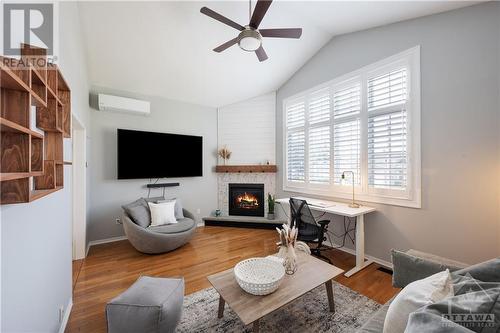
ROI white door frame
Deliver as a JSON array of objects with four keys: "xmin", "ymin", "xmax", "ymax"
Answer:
[{"xmin": 72, "ymin": 114, "xmax": 87, "ymax": 260}]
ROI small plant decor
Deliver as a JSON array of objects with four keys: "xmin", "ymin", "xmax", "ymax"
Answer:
[{"xmin": 267, "ymin": 193, "xmax": 275, "ymax": 220}]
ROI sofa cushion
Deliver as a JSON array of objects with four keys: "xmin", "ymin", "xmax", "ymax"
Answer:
[
  {"xmin": 392, "ymin": 249, "xmax": 465, "ymax": 288},
  {"xmin": 122, "ymin": 198, "xmax": 151, "ymax": 228},
  {"xmin": 157, "ymin": 198, "xmax": 185, "ymax": 220},
  {"xmin": 405, "ymin": 312, "xmax": 474, "ymax": 333},
  {"xmin": 454, "ymin": 258, "xmax": 500, "ymax": 283},
  {"xmin": 148, "ymin": 201, "xmax": 177, "ymax": 227},
  {"xmin": 383, "ymin": 270, "xmax": 453, "ymax": 333},
  {"xmin": 148, "ymin": 218, "xmax": 195, "ymax": 234},
  {"xmin": 407, "ymin": 281, "xmax": 500, "ymax": 333}
]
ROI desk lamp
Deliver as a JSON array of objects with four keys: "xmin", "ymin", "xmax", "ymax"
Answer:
[{"xmin": 341, "ymin": 171, "xmax": 360, "ymax": 208}]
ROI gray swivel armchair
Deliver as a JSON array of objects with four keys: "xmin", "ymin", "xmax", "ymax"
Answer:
[{"xmin": 122, "ymin": 208, "xmax": 197, "ymax": 254}]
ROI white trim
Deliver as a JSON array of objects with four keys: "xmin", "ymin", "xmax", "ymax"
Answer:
[
  {"xmin": 283, "ymin": 46, "xmax": 421, "ymax": 208},
  {"xmin": 86, "ymin": 235, "xmax": 128, "ymax": 255},
  {"xmin": 58, "ymin": 298, "xmax": 73, "ymax": 333},
  {"xmin": 72, "ymin": 114, "xmax": 87, "ymax": 260}
]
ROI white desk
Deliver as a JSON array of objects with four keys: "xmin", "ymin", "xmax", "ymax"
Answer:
[{"xmin": 276, "ymin": 197, "xmax": 376, "ymax": 277}]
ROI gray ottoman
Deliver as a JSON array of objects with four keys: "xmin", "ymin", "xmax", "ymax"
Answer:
[{"xmin": 106, "ymin": 276, "xmax": 184, "ymax": 333}]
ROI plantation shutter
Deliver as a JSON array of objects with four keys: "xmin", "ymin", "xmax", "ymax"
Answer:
[
  {"xmin": 333, "ymin": 84, "xmax": 361, "ymax": 185},
  {"xmin": 309, "ymin": 126, "xmax": 330, "ymax": 184},
  {"xmin": 368, "ymin": 68, "xmax": 407, "ymax": 111},
  {"xmin": 286, "ymin": 100, "xmax": 305, "ymax": 128},
  {"xmin": 333, "ymin": 83, "xmax": 361, "ymax": 119},
  {"xmin": 286, "ymin": 99, "xmax": 306, "ymax": 182},
  {"xmin": 367, "ymin": 68, "xmax": 408, "ymax": 190},
  {"xmin": 309, "ymin": 88, "xmax": 330, "ymax": 124},
  {"xmin": 307, "ymin": 89, "xmax": 331, "ymax": 184},
  {"xmin": 333, "ymin": 119, "xmax": 361, "ymax": 185}
]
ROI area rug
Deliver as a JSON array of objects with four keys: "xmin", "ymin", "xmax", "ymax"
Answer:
[{"xmin": 177, "ymin": 281, "xmax": 380, "ymax": 332}]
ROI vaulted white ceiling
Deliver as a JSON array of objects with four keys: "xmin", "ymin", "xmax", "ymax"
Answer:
[{"xmin": 78, "ymin": 1, "xmax": 479, "ymax": 107}]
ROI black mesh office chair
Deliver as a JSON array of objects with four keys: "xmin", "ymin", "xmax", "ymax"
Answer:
[{"xmin": 289, "ymin": 198, "xmax": 332, "ymax": 263}]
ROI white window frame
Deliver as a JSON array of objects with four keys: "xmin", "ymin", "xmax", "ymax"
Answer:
[{"xmin": 283, "ymin": 46, "xmax": 421, "ymax": 208}]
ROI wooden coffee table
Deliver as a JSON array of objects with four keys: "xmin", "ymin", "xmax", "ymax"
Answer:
[{"xmin": 207, "ymin": 254, "xmax": 344, "ymax": 332}]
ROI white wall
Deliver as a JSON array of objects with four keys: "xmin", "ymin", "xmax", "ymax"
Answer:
[
  {"xmin": 88, "ymin": 87, "xmax": 217, "ymax": 242},
  {"xmin": 1, "ymin": 2, "xmax": 91, "ymax": 332},
  {"xmin": 276, "ymin": 2, "xmax": 500, "ymax": 264},
  {"xmin": 218, "ymin": 92, "xmax": 276, "ymax": 165}
]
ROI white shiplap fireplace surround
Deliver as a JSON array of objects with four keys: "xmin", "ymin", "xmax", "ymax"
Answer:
[
  {"xmin": 217, "ymin": 172, "xmax": 276, "ymax": 216},
  {"xmin": 216, "ymin": 91, "xmax": 277, "ymax": 217}
]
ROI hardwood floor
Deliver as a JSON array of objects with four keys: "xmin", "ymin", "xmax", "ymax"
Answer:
[{"xmin": 66, "ymin": 226, "xmax": 399, "ymax": 332}]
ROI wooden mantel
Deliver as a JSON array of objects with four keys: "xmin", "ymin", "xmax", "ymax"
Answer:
[{"xmin": 215, "ymin": 165, "xmax": 277, "ymax": 173}]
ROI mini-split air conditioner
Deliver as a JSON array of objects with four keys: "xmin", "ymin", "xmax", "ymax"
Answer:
[{"xmin": 97, "ymin": 94, "xmax": 150, "ymax": 116}]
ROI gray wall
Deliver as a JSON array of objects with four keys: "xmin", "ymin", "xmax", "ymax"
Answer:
[
  {"xmin": 1, "ymin": 2, "xmax": 92, "ymax": 332},
  {"xmin": 88, "ymin": 88, "xmax": 217, "ymax": 242},
  {"xmin": 276, "ymin": 2, "xmax": 500, "ymax": 264}
]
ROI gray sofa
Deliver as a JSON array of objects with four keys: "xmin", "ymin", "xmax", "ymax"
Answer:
[
  {"xmin": 358, "ymin": 250, "xmax": 500, "ymax": 333},
  {"xmin": 123, "ymin": 208, "xmax": 197, "ymax": 254}
]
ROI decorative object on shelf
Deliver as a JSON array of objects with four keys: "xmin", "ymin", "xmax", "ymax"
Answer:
[
  {"xmin": 234, "ymin": 257, "xmax": 285, "ymax": 295},
  {"xmin": 276, "ymin": 224, "xmax": 310, "ymax": 275},
  {"xmin": 215, "ymin": 209, "xmax": 221, "ymax": 217},
  {"xmin": 217, "ymin": 146, "xmax": 232, "ymax": 165},
  {"xmin": 267, "ymin": 193, "xmax": 275, "ymax": 220},
  {"xmin": 341, "ymin": 171, "xmax": 360, "ymax": 208}
]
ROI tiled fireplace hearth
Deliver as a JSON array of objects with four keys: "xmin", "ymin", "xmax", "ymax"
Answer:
[{"xmin": 217, "ymin": 173, "xmax": 275, "ymax": 216}]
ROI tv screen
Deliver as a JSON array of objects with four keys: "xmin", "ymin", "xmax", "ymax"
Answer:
[{"xmin": 117, "ymin": 129, "xmax": 203, "ymax": 179}]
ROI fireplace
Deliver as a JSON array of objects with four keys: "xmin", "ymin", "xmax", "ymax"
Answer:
[{"xmin": 228, "ymin": 183, "xmax": 265, "ymax": 217}]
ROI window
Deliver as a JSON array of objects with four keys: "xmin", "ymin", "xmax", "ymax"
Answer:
[{"xmin": 283, "ymin": 46, "xmax": 421, "ymax": 208}]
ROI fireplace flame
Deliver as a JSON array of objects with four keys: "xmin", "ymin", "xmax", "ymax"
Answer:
[{"xmin": 236, "ymin": 192, "xmax": 259, "ymax": 209}]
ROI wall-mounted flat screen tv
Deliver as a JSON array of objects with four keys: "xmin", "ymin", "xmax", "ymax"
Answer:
[{"xmin": 117, "ymin": 129, "xmax": 203, "ymax": 179}]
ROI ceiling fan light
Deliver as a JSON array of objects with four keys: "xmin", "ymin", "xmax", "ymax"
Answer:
[
  {"xmin": 239, "ymin": 36, "xmax": 261, "ymax": 51},
  {"xmin": 237, "ymin": 28, "xmax": 262, "ymax": 52}
]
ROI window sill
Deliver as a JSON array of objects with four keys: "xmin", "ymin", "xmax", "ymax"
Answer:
[{"xmin": 282, "ymin": 186, "xmax": 421, "ymax": 209}]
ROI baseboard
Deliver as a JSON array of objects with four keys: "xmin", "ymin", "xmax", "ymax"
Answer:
[
  {"xmin": 86, "ymin": 235, "xmax": 128, "ymax": 254},
  {"xmin": 58, "ymin": 298, "xmax": 73, "ymax": 333}
]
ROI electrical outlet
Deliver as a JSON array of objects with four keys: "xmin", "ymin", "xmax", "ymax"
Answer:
[
  {"xmin": 115, "ymin": 218, "xmax": 121, "ymax": 224},
  {"xmin": 59, "ymin": 306, "xmax": 65, "ymax": 323},
  {"xmin": 196, "ymin": 208, "xmax": 201, "ymax": 214}
]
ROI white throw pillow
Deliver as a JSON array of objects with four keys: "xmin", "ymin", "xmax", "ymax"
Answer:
[
  {"xmin": 148, "ymin": 201, "xmax": 177, "ymax": 227},
  {"xmin": 383, "ymin": 269, "xmax": 453, "ymax": 333}
]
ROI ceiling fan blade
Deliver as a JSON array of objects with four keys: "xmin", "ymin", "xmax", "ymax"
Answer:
[
  {"xmin": 213, "ymin": 38, "xmax": 239, "ymax": 53},
  {"xmin": 200, "ymin": 7, "xmax": 245, "ymax": 31},
  {"xmin": 255, "ymin": 46, "xmax": 268, "ymax": 62},
  {"xmin": 249, "ymin": 0, "xmax": 273, "ymax": 29},
  {"xmin": 259, "ymin": 28, "xmax": 302, "ymax": 39}
]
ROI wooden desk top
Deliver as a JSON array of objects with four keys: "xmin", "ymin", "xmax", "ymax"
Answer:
[{"xmin": 207, "ymin": 254, "xmax": 344, "ymax": 325}]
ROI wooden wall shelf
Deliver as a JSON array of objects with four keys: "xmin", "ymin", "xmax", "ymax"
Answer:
[
  {"xmin": 215, "ymin": 165, "xmax": 277, "ymax": 173},
  {"xmin": 0, "ymin": 44, "xmax": 72, "ymax": 205}
]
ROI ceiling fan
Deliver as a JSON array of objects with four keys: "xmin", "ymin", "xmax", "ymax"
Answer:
[{"xmin": 200, "ymin": 0, "xmax": 302, "ymax": 62}]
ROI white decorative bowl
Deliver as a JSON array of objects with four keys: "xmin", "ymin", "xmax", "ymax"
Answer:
[{"xmin": 234, "ymin": 258, "xmax": 285, "ymax": 295}]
